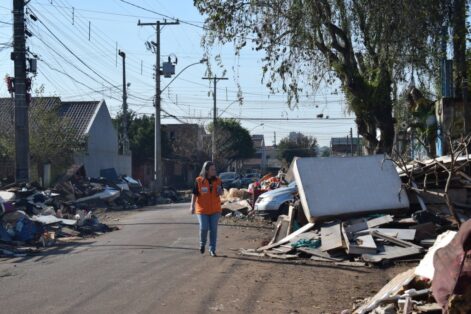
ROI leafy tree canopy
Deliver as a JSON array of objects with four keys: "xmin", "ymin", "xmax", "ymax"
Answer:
[
  {"xmin": 194, "ymin": 0, "xmax": 446, "ymax": 154},
  {"xmin": 207, "ymin": 118, "xmax": 255, "ymax": 168},
  {"xmin": 277, "ymin": 133, "xmax": 318, "ymax": 164}
]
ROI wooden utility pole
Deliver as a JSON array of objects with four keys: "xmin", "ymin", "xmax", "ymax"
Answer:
[
  {"xmin": 12, "ymin": 0, "xmax": 29, "ymax": 182},
  {"xmin": 202, "ymin": 76, "xmax": 228, "ymax": 162},
  {"xmin": 138, "ymin": 20, "xmax": 179, "ymax": 193}
]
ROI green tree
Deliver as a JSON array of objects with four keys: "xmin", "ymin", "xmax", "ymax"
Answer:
[
  {"xmin": 113, "ymin": 111, "xmax": 172, "ymax": 165},
  {"xmin": 277, "ymin": 133, "xmax": 318, "ymax": 164},
  {"xmin": 207, "ymin": 118, "xmax": 255, "ymax": 169},
  {"xmin": 0, "ymin": 97, "xmax": 84, "ymax": 181},
  {"xmin": 194, "ymin": 0, "xmax": 446, "ymax": 154}
]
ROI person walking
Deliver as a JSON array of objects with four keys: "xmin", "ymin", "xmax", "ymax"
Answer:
[{"xmin": 190, "ymin": 161, "xmax": 223, "ymax": 257}]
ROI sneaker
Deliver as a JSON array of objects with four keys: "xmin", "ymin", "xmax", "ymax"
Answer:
[
  {"xmin": 209, "ymin": 250, "xmax": 217, "ymax": 257},
  {"xmin": 200, "ymin": 246, "xmax": 205, "ymax": 254}
]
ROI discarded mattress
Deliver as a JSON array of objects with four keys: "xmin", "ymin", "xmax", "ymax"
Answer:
[
  {"xmin": 292, "ymin": 155, "xmax": 409, "ymax": 221},
  {"xmin": 31, "ymin": 215, "xmax": 77, "ymax": 226}
]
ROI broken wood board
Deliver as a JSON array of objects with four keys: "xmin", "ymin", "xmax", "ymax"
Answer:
[
  {"xmin": 320, "ymin": 221, "xmax": 343, "ymax": 252},
  {"xmin": 344, "ymin": 219, "xmax": 368, "ymax": 236},
  {"xmin": 366, "ymin": 215, "xmax": 394, "ymax": 228},
  {"xmin": 257, "ymin": 222, "xmax": 315, "ymax": 252},
  {"xmin": 354, "ymin": 268, "xmax": 416, "ymax": 314},
  {"xmin": 370, "ymin": 230, "xmax": 423, "ymax": 251},
  {"xmin": 334, "ymin": 261, "xmax": 367, "ymax": 267},
  {"xmin": 239, "ymin": 249, "xmax": 266, "ymax": 258},
  {"xmin": 342, "ymin": 223, "xmax": 377, "ymax": 255},
  {"xmin": 271, "ymin": 245, "xmax": 294, "ymax": 254},
  {"xmin": 297, "ymin": 247, "xmax": 346, "ymax": 262},
  {"xmin": 292, "ymin": 155, "xmax": 409, "ymax": 221},
  {"xmin": 287, "ymin": 205, "xmax": 295, "ymax": 236},
  {"xmin": 356, "ymin": 228, "xmax": 416, "ymax": 241},
  {"xmin": 268, "ymin": 215, "xmax": 290, "ymax": 245},
  {"xmin": 361, "ymin": 244, "xmax": 422, "ymax": 263},
  {"xmin": 265, "ymin": 251, "xmax": 299, "ymax": 260},
  {"xmin": 354, "ymin": 234, "xmax": 377, "ymax": 250}
]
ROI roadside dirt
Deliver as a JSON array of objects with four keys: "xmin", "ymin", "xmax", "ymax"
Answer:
[{"xmin": 101, "ymin": 209, "xmax": 410, "ymax": 313}]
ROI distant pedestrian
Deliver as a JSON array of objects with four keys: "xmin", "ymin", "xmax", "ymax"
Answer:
[{"xmin": 190, "ymin": 161, "xmax": 223, "ymax": 257}]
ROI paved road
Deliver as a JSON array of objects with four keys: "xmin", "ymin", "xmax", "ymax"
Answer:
[
  {"xmin": 0, "ymin": 203, "xmax": 393, "ymax": 314},
  {"xmin": 0, "ymin": 203, "xmax": 251, "ymax": 314}
]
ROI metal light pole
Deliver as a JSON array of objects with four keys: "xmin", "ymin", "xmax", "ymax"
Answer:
[
  {"xmin": 250, "ymin": 123, "xmax": 265, "ymax": 132},
  {"xmin": 118, "ymin": 49, "xmax": 129, "ymax": 155}
]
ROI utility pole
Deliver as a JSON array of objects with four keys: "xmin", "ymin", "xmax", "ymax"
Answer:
[
  {"xmin": 118, "ymin": 49, "xmax": 129, "ymax": 155},
  {"xmin": 202, "ymin": 76, "xmax": 228, "ymax": 162},
  {"xmin": 12, "ymin": 0, "xmax": 29, "ymax": 182},
  {"xmin": 138, "ymin": 19, "xmax": 179, "ymax": 193},
  {"xmin": 350, "ymin": 127, "xmax": 354, "ymax": 156}
]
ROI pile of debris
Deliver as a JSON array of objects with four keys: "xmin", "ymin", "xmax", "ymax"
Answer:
[
  {"xmin": 348, "ymin": 219, "xmax": 471, "ymax": 314},
  {"xmin": 221, "ymin": 188, "xmax": 253, "ymax": 218},
  {"xmin": 220, "ymin": 172, "xmax": 290, "ymax": 219},
  {"xmin": 54, "ymin": 165, "xmax": 155, "ymax": 210},
  {"xmin": 0, "ymin": 183, "xmax": 117, "ymax": 257},
  {"xmin": 240, "ymin": 155, "xmax": 470, "ymax": 268}
]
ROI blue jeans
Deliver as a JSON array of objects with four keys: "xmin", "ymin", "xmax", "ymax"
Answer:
[{"xmin": 196, "ymin": 213, "xmax": 220, "ymax": 252}]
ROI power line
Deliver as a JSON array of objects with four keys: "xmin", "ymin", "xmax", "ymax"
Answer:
[{"xmin": 28, "ymin": 7, "xmax": 122, "ymax": 93}]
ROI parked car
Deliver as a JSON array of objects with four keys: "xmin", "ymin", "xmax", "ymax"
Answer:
[
  {"xmin": 254, "ymin": 181, "xmax": 297, "ymax": 220},
  {"xmin": 240, "ymin": 173, "xmax": 261, "ymax": 188},
  {"xmin": 219, "ymin": 172, "xmax": 242, "ymax": 189}
]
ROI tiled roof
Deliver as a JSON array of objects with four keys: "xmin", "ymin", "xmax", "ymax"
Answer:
[
  {"xmin": 0, "ymin": 97, "xmax": 100, "ymax": 137},
  {"xmin": 60, "ymin": 101, "xmax": 100, "ymax": 136}
]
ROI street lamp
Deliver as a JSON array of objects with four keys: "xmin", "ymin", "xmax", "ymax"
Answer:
[
  {"xmin": 161, "ymin": 58, "xmax": 208, "ymax": 94},
  {"xmin": 250, "ymin": 123, "xmax": 264, "ymax": 132}
]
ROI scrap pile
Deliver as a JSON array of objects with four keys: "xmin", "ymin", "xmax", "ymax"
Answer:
[
  {"xmin": 348, "ymin": 219, "xmax": 471, "ymax": 314},
  {"xmin": 220, "ymin": 188, "xmax": 253, "ymax": 218},
  {"xmin": 54, "ymin": 166, "xmax": 155, "ymax": 209},
  {"xmin": 240, "ymin": 155, "xmax": 471, "ymax": 268},
  {"xmin": 0, "ymin": 184, "xmax": 117, "ymax": 257},
  {"xmin": 220, "ymin": 172, "xmax": 289, "ymax": 219},
  {"xmin": 398, "ymin": 154, "xmax": 471, "ymax": 225},
  {"xmin": 0, "ymin": 165, "xmax": 156, "ymax": 257}
]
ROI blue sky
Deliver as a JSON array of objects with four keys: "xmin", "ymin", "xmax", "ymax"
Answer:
[{"xmin": 0, "ymin": 0, "xmax": 357, "ymax": 146}]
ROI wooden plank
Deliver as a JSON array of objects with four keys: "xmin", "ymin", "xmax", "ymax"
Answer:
[
  {"xmin": 257, "ymin": 222, "xmax": 315, "ymax": 252},
  {"xmin": 354, "ymin": 234, "xmax": 377, "ymax": 250},
  {"xmin": 370, "ymin": 230, "xmax": 423, "ymax": 250},
  {"xmin": 366, "ymin": 215, "xmax": 394, "ymax": 228},
  {"xmin": 356, "ymin": 228, "xmax": 416, "ymax": 241},
  {"xmin": 239, "ymin": 249, "xmax": 266, "ymax": 257},
  {"xmin": 297, "ymin": 247, "xmax": 346, "ymax": 262},
  {"xmin": 353, "ymin": 268, "xmax": 416, "ymax": 314},
  {"xmin": 271, "ymin": 245, "xmax": 294, "ymax": 254},
  {"xmin": 265, "ymin": 251, "xmax": 299, "ymax": 260},
  {"xmin": 268, "ymin": 221, "xmax": 282, "ymax": 245},
  {"xmin": 344, "ymin": 219, "xmax": 368, "ymax": 235},
  {"xmin": 320, "ymin": 221, "xmax": 343, "ymax": 252},
  {"xmin": 361, "ymin": 244, "xmax": 422, "ymax": 263},
  {"xmin": 342, "ymin": 223, "xmax": 377, "ymax": 255},
  {"xmin": 287, "ymin": 205, "xmax": 295, "ymax": 235}
]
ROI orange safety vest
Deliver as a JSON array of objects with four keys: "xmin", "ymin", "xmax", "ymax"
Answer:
[{"xmin": 195, "ymin": 176, "xmax": 222, "ymax": 215}]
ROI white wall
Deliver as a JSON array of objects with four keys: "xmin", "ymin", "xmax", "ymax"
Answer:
[{"xmin": 74, "ymin": 101, "xmax": 132, "ymax": 177}]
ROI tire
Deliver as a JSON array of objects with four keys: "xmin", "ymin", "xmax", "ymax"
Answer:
[{"xmin": 278, "ymin": 203, "xmax": 289, "ymax": 216}]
